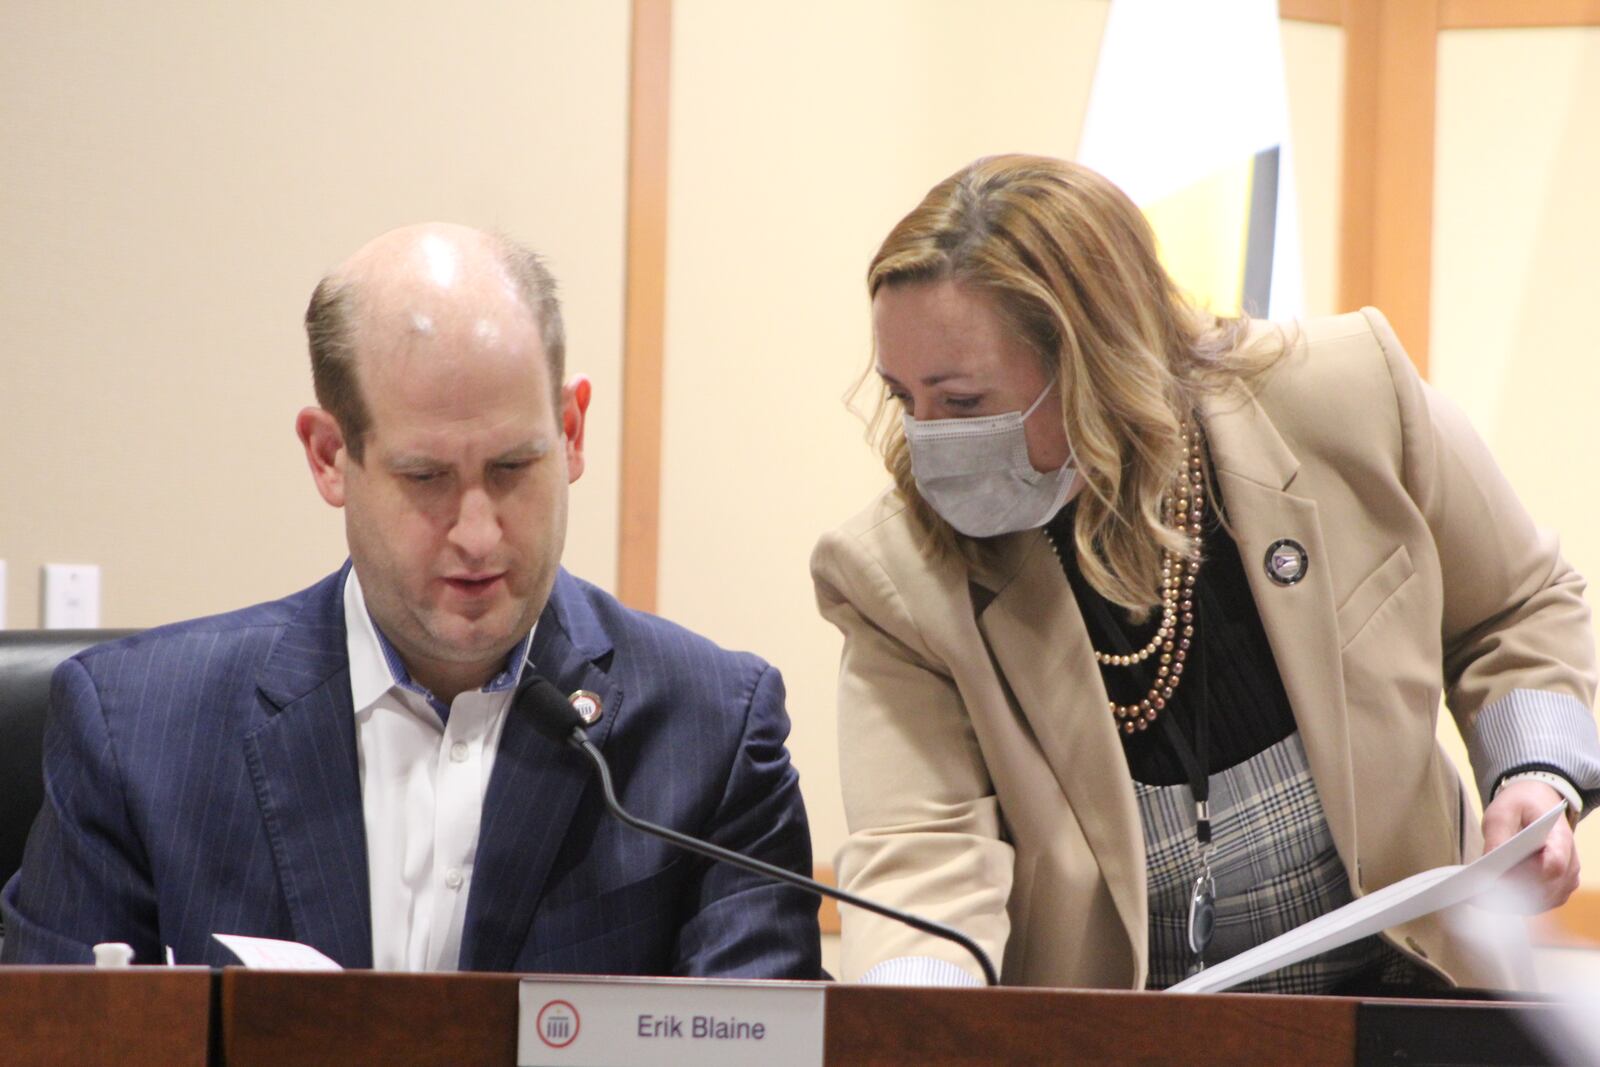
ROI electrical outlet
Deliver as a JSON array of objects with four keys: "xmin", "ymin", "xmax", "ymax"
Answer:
[{"xmin": 43, "ymin": 563, "xmax": 101, "ymax": 629}]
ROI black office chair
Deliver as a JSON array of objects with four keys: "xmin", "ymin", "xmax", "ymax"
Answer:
[{"xmin": 0, "ymin": 630, "xmax": 139, "ymax": 897}]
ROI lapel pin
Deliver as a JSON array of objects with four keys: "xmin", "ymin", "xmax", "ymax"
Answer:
[
  {"xmin": 1264, "ymin": 539, "xmax": 1309, "ymax": 586},
  {"xmin": 569, "ymin": 690, "xmax": 603, "ymax": 725}
]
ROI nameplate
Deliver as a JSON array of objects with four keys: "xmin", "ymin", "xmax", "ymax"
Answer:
[{"xmin": 517, "ymin": 976, "xmax": 824, "ymax": 1067}]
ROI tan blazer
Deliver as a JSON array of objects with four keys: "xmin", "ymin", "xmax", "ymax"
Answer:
[{"xmin": 812, "ymin": 308, "xmax": 1595, "ymax": 988}]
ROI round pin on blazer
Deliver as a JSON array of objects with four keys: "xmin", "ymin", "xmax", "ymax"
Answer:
[
  {"xmin": 1264, "ymin": 539, "xmax": 1309, "ymax": 586},
  {"xmin": 569, "ymin": 690, "xmax": 603, "ymax": 725}
]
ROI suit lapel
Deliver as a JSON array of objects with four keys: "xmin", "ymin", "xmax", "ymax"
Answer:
[
  {"xmin": 461, "ymin": 570, "xmax": 620, "ymax": 971},
  {"xmin": 973, "ymin": 531, "xmax": 1147, "ymax": 963},
  {"xmin": 243, "ymin": 567, "xmax": 373, "ymax": 967},
  {"xmin": 1202, "ymin": 388, "xmax": 1358, "ymax": 871}
]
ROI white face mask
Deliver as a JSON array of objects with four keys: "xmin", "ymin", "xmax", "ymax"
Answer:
[{"xmin": 902, "ymin": 379, "xmax": 1077, "ymax": 538}]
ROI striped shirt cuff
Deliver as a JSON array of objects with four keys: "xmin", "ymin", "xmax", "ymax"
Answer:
[
  {"xmin": 1468, "ymin": 689, "xmax": 1600, "ymax": 813},
  {"xmin": 859, "ymin": 956, "xmax": 986, "ymax": 987}
]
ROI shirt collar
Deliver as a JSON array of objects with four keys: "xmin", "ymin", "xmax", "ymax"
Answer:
[{"xmin": 343, "ymin": 568, "xmax": 534, "ymax": 719}]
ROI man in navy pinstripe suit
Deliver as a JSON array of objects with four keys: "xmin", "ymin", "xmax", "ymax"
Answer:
[{"xmin": 1, "ymin": 224, "xmax": 822, "ymax": 976}]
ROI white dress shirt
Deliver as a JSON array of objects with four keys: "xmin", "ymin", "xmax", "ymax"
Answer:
[{"xmin": 343, "ymin": 569, "xmax": 531, "ymax": 971}]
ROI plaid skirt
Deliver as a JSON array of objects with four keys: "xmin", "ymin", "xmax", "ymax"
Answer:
[{"xmin": 1137, "ymin": 731, "xmax": 1416, "ymax": 993}]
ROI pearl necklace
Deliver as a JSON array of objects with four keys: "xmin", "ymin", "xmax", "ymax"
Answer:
[{"xmin": 1048, "ymin": 426, "xmax": 1205, "ymax": 734}]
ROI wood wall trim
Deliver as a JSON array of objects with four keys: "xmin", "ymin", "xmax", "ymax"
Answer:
[
  {"xmin": 617, "ymin": 0, "xmax": 672, "ymax": 613},
  {"xmin": 1531, "ymin": 887, "xmax": 1600, "ymax": 946},
  {"xmin": 816, "ymin": 864, "xmax": 841, "ymax": 935},
  {"xmin": 1283, "ymin": 3, "xmax": 1600, "ymax": 35},
  {"xmin": 1279, "ymin": 0, "xmax": 1343, "ymax": 25},
  {"xmin": 1338, "ymin": 0, "xmax": 1438, "ymax": 375},
  {"xmin": 1337, "ymin": 0, "xmax": 1379, "ymax": 329},
  {"xmin": 1440, "ymin": 0, "xmax": 1600, "ymax": 28}
]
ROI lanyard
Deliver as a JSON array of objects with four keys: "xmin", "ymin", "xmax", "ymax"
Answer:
[
  {"xmin": 1155, "ymin": 662, "xmax": 1211, "ymax": 845},
  {"xmin": 1080, "ymin": 580, "xmax": 1216, "ymax": 967},
  {"xmin": 1156, "ymin": 642, "xmax": 1215, "ymax": 967}
]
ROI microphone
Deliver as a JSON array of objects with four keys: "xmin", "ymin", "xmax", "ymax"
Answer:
[{"xmin": 514, "ymin": 674, "xmax": 1000, "ymax": 986}]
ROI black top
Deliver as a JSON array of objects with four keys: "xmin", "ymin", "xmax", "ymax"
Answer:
[{"xmin": 1045, "ymin": 481, "xmax": 1298, "ymax": 786}]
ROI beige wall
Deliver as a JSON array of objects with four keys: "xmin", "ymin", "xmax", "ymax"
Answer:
[
  {"xmin": 1281, "ymin": 20, "xmax": 1345, "ymax": 318},
  {"xmin": 1432, "ymin": 26, "xmax": 1600, "ymax": 872},
  {"xmin": 0, "ymin": 1, "xmax": 630, "ymax": 627}
]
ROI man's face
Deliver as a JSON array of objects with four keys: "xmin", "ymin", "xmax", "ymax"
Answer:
[{"xmin": 301, "ymin": 258, "xmax": 585, "ymax": 697}]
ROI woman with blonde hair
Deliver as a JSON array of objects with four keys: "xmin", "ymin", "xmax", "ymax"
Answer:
[{"xmin": 812, "ymin": 153, "xmax": 1599, "ymax": 992}]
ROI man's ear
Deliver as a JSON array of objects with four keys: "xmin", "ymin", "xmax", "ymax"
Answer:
[
  {"xmin": 296, "ymin": 407, "xmax": 349, "ymax": 507},
  {"xmin": 561, "ymin": 374, "xmax": 591, "ymax": 484}
]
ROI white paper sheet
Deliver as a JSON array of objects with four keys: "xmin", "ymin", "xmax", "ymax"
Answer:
[
  {"xmin": 213, "ymin": 933, "xmax": 343, "ymax": 970},
  {"xmin": 1169, "ymin": 803, "xmax": 1565, "ymax": 994}
]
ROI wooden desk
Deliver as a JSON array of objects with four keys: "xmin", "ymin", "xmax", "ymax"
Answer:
[
  {"xmin": 0, "ymin": 967, "xmax": 211, "ymax": 1067},
  {"xmin": 218, "ymin": 971, "xmax": 1564, "ymax": 1066}
]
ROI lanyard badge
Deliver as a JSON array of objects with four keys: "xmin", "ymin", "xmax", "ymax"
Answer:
[{"xmin": 1186, "ymin": 801, "xmax": 1216, "ymax": 965}]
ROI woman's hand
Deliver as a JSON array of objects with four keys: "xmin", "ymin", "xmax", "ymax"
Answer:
[{"xmin": 1481, "ymin": 779, "xmax": 1581, "ymax": 913}]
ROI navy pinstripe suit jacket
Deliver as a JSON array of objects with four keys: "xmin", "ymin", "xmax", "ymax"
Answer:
[{"xmin": 0, "ymin": 565, "xmax": 822, "ymax": 977}]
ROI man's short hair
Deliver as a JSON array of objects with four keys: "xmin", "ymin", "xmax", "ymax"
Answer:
[{"xmin": 304, "ymin": 236, "xmax": 566, "ymax": 463}]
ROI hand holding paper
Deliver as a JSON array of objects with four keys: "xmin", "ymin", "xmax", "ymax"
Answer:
[
  {"xmin": 1482, "ymin": 780, "xmax": 1581, "ymax": 913},
  {"xmin": 1169, "ymin": 803, "xmax": 1566, "ymax": 994}
]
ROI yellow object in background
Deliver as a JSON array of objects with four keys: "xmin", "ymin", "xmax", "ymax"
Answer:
[{"xmin": 1142, "ymin": 157, "xmax": 1257, "ymax": 316}]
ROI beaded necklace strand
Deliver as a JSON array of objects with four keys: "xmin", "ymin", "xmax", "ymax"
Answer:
[{"xmin": 1047, "ymin": 425, "xmax": 1205, "ymax": 734}]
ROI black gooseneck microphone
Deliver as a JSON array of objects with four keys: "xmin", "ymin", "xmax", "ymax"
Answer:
[{"xmin": 514, "ymin": 674, "xmax": 1000, "ymax": 986}]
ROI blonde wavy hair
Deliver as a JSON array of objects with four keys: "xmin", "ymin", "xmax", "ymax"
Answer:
[{"xmin": 863, "ymin": 154, "xmax": 1281, "ymax": 617}]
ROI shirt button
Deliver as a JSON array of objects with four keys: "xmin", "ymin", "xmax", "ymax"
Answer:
[
  {"xmin": 450, "ymin": 742, "xmax": 469, "ymax": 762},
  {"xmin": 444, "ymin": 868, "xmax": 463, "ymax": 890}
]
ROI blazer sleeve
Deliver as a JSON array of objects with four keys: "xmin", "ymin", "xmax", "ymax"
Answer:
[
  {"xmin": 1, "ymin": 656, "xmax": 160, "ymax": 963},
  {"xmin": 670, "ymin": 662, "xmax": 824, "ymax": 979},
  {"xmin": 811, "ymin": 526, "xmax": 1014, "ymax": 984},
  {"xmin": 1367, "ymin": 307, "xmax": 1600, "ymax": 810}
]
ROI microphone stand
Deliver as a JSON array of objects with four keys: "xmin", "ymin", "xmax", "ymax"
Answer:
[{"xmin": 567, "ymin": 729, "xmax": 1000, "ymax": 987}]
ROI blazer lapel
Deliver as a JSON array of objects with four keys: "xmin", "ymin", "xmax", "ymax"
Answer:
[
  {"xmin": 1202, "ymin": 388, "xmax": 1358, "ymax": 872},
  {"xmin": 460, "ymin": 570, "xmax": 621, "ymax": 971},
  {"xmin": 973, "ymin": 531, "xmax": 1147, "ymax": 963},
  {"xmin": 243, "ymin": 567, "xmax": 374, "ymax": 967}
]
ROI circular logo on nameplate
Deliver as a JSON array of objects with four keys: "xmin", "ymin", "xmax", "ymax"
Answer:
[
  {"xmin": 536, "ymin": 999, "xmax": 581, "ymax": 1048},
  {"xmin": 570, "ymin": 690, "xmax": 603, "ymax": 725}
]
